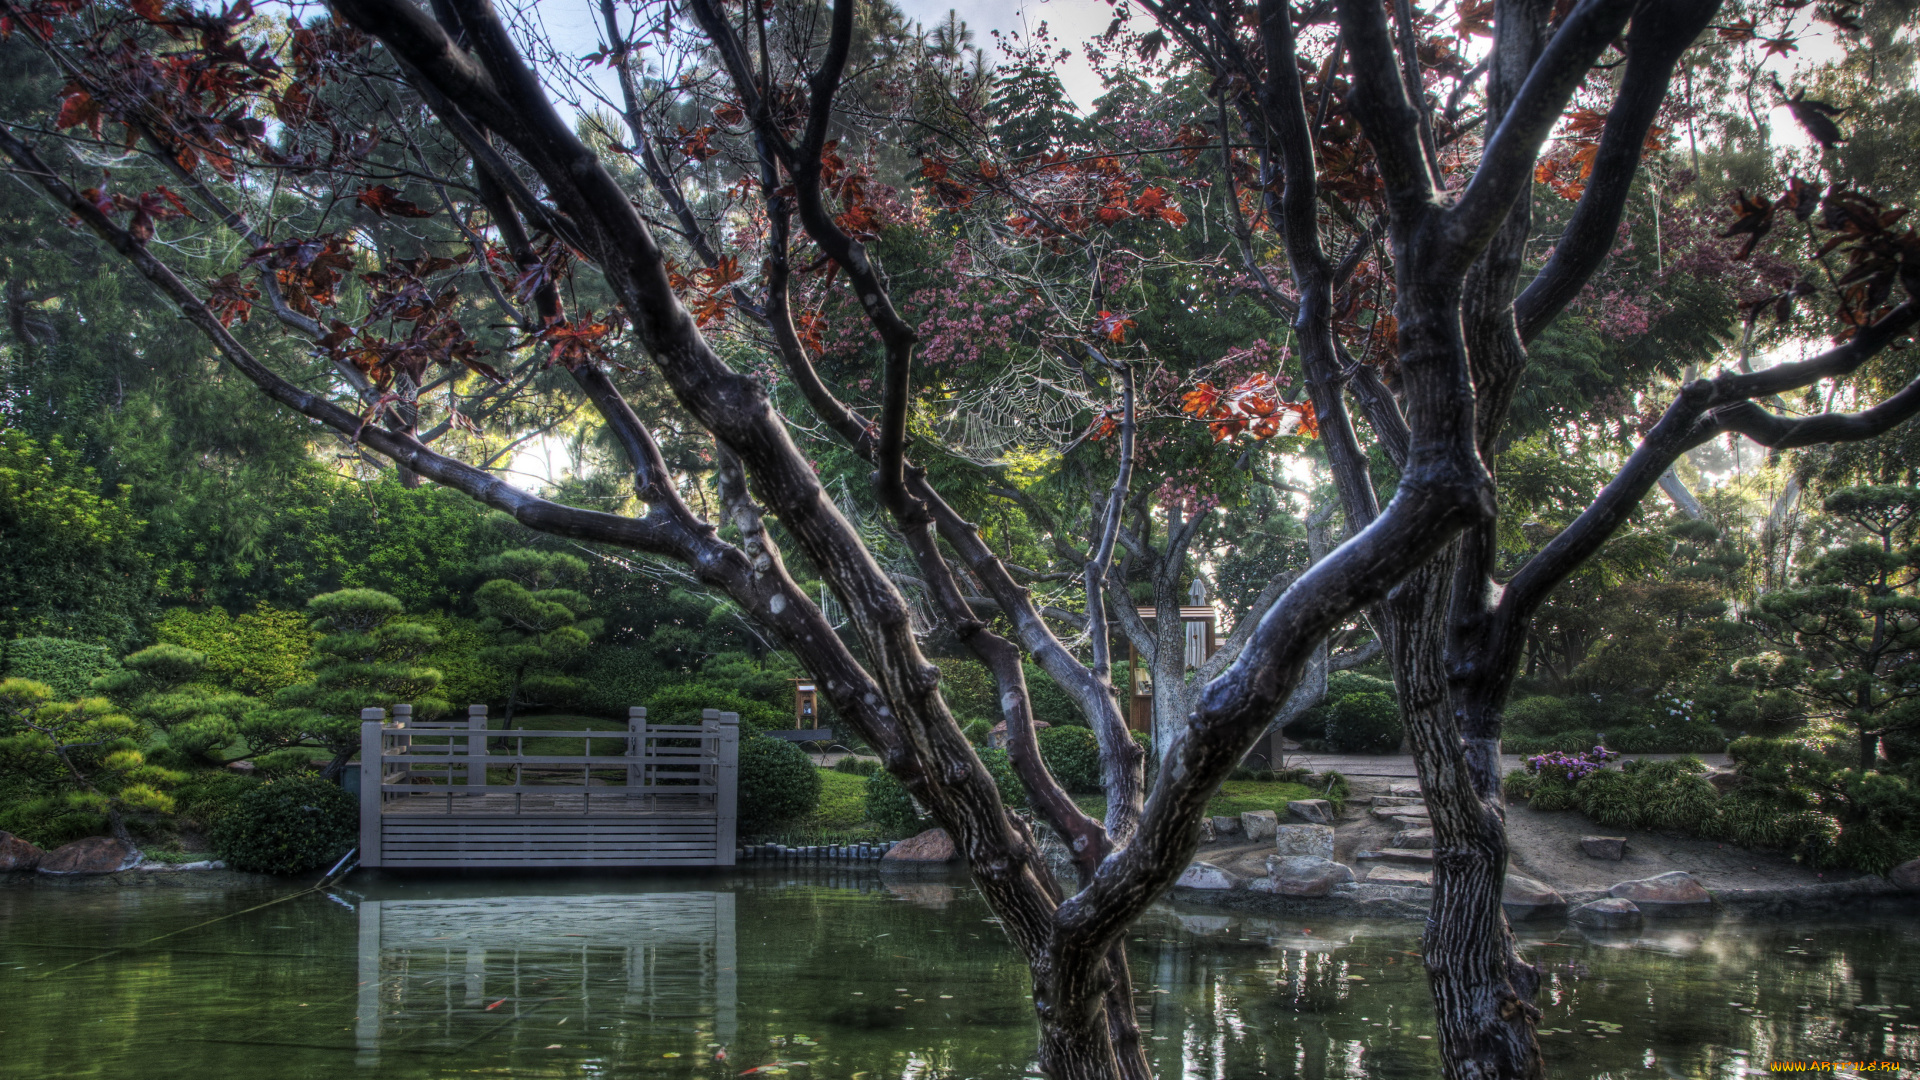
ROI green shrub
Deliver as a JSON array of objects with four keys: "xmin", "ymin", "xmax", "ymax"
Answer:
[
  {"xmin": 1528, "ymin": 773, "xmax": 1580, "ymax": 812},
  {"xmin": 961, "ymin": 717, "xmax": 992, "ymax": 746},
  {"xmin": 172, "ymin": 770, "xmax": 263, "ymax": 830},
  {"xmin": 833, "ymin": 756, "xmax": 880, "ymax": 776},
  {"xmin": 1605, "ymin": 723, "xmax": 1728, "ymax": 754},
  {"xmin": 209, "ymin": 776, "xmax": 357, "ymax": 874},
  {"xmin": 1323, "ymin": 691, "xmax": 1402, "ymax": 754},
  {"xmin": 1504, "ymin": 768, "xmax": 1538, "ymax": 802},
  {"xmin": 577, "ymin": 647, "xmax": 670, "ymax": 715},
  {"xmin": 1037, "ymin": 725, "xmax": 1102, "ymax": 793},
  {"xmin": 1505, "ymin": 696, "xmax": 1586, "ymax": 735},
  {"xmin": 415, "ymin": 612, "xmax": 508, "ymax": 707},
  {"xmin": 864, "ymin": 766, "xmax": 923, "ymax": 834},
  {"xmin": 1628, "ymin": 758, "xmax": 1721, "ymax": 832},
  {"xmin": 979, "ymin": 746, "xmax": 1027, "ymax": 809},
  {"xmin": 737, "ymin": 735, "xmax": 821, "ymax": 833},
  {"xmin": 646, "ymin": 682, "xmax": 782, "ymax": 734},
  {"xmin": 1026, "ymin": 664, "xmax": 1085, "ymax": 729},
  {"xmin": 3, "ymin": 637, "xmax": 121, "ymax": 700},
  {"xmin": 154, "ymin": 603, "xmax": 314, "ymax": 696},
  {"xmin": 1315, "ymin": 769, "xmax": 1350, "ymax": 811},
  {"xmin": 1571, "ymin": 767, "xmax": 1639, "ymax": 828}
]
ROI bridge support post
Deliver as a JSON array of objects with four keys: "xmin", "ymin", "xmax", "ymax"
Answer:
[{"xmin": 360, "ymin": 708, "xmax": 386, "ymax": 868}]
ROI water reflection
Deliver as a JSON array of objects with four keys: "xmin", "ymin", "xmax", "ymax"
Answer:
[{"xmin": 0, "ymin": 870, "xmax": 1914, "ymax": 1080}]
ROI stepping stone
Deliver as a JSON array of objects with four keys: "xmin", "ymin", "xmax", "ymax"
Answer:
[
  {"xmin": 1392, "ymin": 827, "xmax": 1434, "ymax": 849},
  {"xmin": 1366, "ymin": 865, "xmax": 1432, "ymax": 886},
  {"xmin": 1388, "ymin": 782, "xmax": 1423, "ymax": 798},
  {"xmin": 1580, "ymin": 835, "xmax": 1626, "ymax": 861},
  {"xmin": 1241, "ymin": 810, "xmax": 1279, "ymax": 841},
  {"xmin": 1502, "ymin": 874, "xmax": 1567, "ymax": 921},
  {"xmin": 1609, "ymin": 871, "xmax": 1712, "ymax": 916},
  {"xmin": 1355, "ymin": 848, "xmax": 1434, "ymax": 864},
  {"xmin": 1287, "ymin": 799, "xmax": 1335, "ymax": 825},
  {"xmin": 1570, "ymin": 898, "xmax": 1642, "ymax": 929},
  {"xmin": 1176, "ymin": 861, "xmax": 1238, "ymax": 891},
  {"xmin": 1372, "ymin": 803, "xmax": 1429, "ymax": 819},
  {"xmin": 1211, "ymin": 814, "xmax": 1242, "ymax": 837},
  {"xmin": 1267, "ymin": 855, "xmax": 1356, "ymax": 897},
  {"xmin": 1372, "ymin": 795, "xmax": 1420, "ymax": 807},
  {"xmin": 1274, "ymin": 823, "xmax": 1335, "ymax": 860}
]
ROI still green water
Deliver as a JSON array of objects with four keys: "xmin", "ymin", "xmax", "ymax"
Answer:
[{"xmin": 1, "ymin": 870, "xmax": 1914, "ymax": 1079}]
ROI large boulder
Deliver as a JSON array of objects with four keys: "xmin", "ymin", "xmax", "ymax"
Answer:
[
  {"xmin": 0, "ymin": 831, "xmax": 45, "ymax": 871},
  {"xmin": 1609, "ymin": 871, "xmax": 1712, "ymax": 916},
  {"xmin": 1502, "ymin": 874, "xmax": 1568, "ymax": 921},
  {"xmin": 880, "ymin": 828, "xmax": 958, "ymax": 871},
  {"xmin": 1287, "ymin": 799, "xmax": 1336, "ymax": 826},
  {"xmin": 1241, "ymin": 810, "xmax": 1279, "ymax": 841},
  {"xmin": 1273, "ymin": 823, "xmax": 1335, "ymax": 860},
  {"xmin": 1570, "ymin": 898, "xmax": 1642, "ymax": 929},
  {"xmin": 1267, "ymin": 855, "xmax": 1356, "ymax": 897},
  {"xmin": 1892, "ymin": 858, "xmax": 1920, "ymax": 893},
  {"xmin": 1580, "ymin": 836, "xmax": 1627, "ymax": 861},
  {"xmin": 1175, "ymin": 861, "xmax": 1238, "ymax": 891},
  {"xmin": 37, "ymin": 836, "xmax": 142, "ymax": 876}
]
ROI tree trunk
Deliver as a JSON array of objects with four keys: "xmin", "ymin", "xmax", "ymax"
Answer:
[{"xmin": 1861, "ymin": 729, "xmax": 1880, "ymax": 772}]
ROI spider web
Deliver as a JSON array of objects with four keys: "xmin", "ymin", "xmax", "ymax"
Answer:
[{"xmin": 927, "ymin": 352, "xmax": 1101, "ymax": 466}]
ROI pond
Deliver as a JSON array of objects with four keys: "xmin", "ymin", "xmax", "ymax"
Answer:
[{"xmin": 2, "ymin": 870, "xmax": 1915, "ymax": 1079}]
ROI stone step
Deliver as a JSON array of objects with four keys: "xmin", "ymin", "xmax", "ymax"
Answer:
[
  {"xmin": 1371, "ymin": 803, "xmax": 1430, "ymax": 819},
  {"xmin": 1392, "ymin": 827, "xmax": 1434, "ymax": 849},
  {"xmin": 1370, "ymin": 795, "xmax": 1421, "ymax": 807},
  {"xmin": 1365, "ymin": 864, "xmax": 1433, "ymax": 886},
  {"xmin": 1355, "ymin": 848, "xmax": 1434, "ymax": 864},
  {"xmin": 1388, "ymin": 782, "xmax": 1423, "ymax": 798}
]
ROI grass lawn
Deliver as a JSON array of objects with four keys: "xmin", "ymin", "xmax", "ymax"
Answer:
[
  {"xmin": 1071, "ymin": 780, "xmax": 1322, "ymax": 822},
  {"xmin": 803, "ymin": 770, "xmax": 871, "ymax": 832}
]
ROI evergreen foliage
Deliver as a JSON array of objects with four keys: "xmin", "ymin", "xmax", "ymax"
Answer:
[{"xmin": 209, "ymin": 775, "xmax": 357, "ymax": 874}]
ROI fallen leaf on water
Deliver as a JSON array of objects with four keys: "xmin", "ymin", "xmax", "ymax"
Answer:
[
  {"xmin": 664, "ymin": 1052, "xmax": 680, "ymax": 1058},
  {"xmin": 545, "ymin": 1044, "xmax": 562, "ymax": 1049}
]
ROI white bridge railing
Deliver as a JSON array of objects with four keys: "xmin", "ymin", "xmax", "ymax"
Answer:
[{"xmin": 356, "ymin": 704, "xmax": 740, "ymax": 869}]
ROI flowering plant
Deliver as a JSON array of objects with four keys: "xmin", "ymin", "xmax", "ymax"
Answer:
[{"xmin": 1524, "ymin": 746, "xmax": 1618, "ymax": 783}]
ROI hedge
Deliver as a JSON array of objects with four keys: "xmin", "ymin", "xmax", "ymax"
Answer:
[
  {"xmin": 2, "ymin": 637, "xmax": 121, "ymax": 699},
  {"xmin": 737, "ymin": 735, "xmax": 821, "ymax": 833}
]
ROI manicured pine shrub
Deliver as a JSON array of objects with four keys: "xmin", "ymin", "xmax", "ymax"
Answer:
[
  {"xmin": 1036, "ymin": 725, "xmax": 1102, "ymax": 793},
  {"xmin": 210, "ymin": 776, "xmax": 357, "ymax": 874},
  {"xmin": 736, "ymin": 735, "xmax": 821, "ymax": 834}
]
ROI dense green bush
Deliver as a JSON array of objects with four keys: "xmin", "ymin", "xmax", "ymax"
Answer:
[
  {"xmin": 577, "ymin": 647, "xmax": 670, "ymax": 715},
  {"xmin": 1505, "ymin": 696, "xmax": 1587, "ymax": 735},
  {"xmin": 864, "ymin": 766, "xmax": 923, "ymax": 834},
  {"xmin": 736, "ymin": 735, "xmax": 821, "ymax": 833},
  {"xmin": 416, "ymin": 612, "xmax": 508, "ymax": 707},
  {"xmin": 3, "ymin": 638, "xmax": 122, "ymax": 700},
  {"xmin": 1324, "ymin": 691, "xmax": 1403, "ymax": 754},
  {"xmin": 1284, "ymin": 671, "xmax": 1398, "ymax": 746},
  {"xmin": 978, "ymin": 746, "xmax": 1027, "ymax": 809},
  {"xmin": 154, "ymin": 604, "xmax": 314, "ymax": 696},
  {"xmin": 641, "ymin": 682, "xmax": 783, "ymax": 734},
  {"xmin": 209, "ymin": 776, "xmax": 357, "ymax": 874},
  {"xmin": 1605, "ymin": 722, "xmax": 1728, "ymax": 754},
  {"xmin": 171, "ymin": 770, "xmax": 263, "ymax": 830},
  {"xmin": 1037, "ymin": 725, "xmax": 1102, "ymax": 793},
  {"xmin": 832, "ymin": 756, "xmax": 879, "ymax": 776}
]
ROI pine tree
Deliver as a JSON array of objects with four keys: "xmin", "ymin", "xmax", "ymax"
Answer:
[{"xmin": 471, "ymin": 550, "xmax": 601, "ymax": 723}]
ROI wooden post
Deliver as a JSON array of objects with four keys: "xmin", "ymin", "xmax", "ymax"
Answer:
[
  {"xmin": 627, "ymin": 706, "xmax": 646, "ymax": 790},
  {"xmin": 468, "ymin": 705, "xmax": 487, "ymax": 789},
  {"xmin": 714, "ymin": 710, "xmax": 739, "ymax": 866},
  {"xmin": 360, "ymin": 708, "xmax": 386, "ymax": 869}
]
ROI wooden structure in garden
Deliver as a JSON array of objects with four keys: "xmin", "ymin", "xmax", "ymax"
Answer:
[
  {"xmin": 1127, "ymin": 580, "xmax": 1223, "ymax": 731},
  {"xmin": 357, "ymin": 704, "xmax": 739, "ymax": 869}
]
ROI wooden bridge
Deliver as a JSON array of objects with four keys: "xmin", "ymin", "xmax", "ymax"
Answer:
[{"xmin": 357, "ymin": 705, "xmax": 740, "ymax": 869}]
